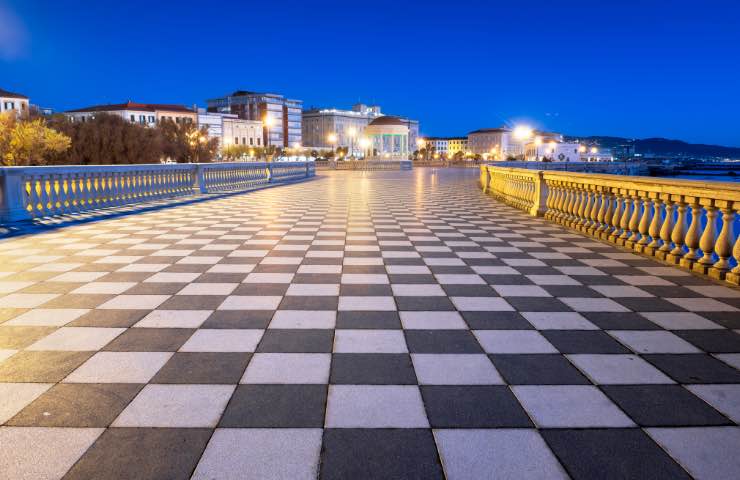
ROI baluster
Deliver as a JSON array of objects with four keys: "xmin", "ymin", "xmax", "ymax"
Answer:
[
  {"xmin": 656, "ymin": 196, "xmax": 675, "ymax": 260},
  {"xmin": 644, "ymin": 196, "xmax": 662, "ymax": 254},
  {"xmin": 555, "ymin": 183, "xmax": 567, "ymax": 222},
  {"xmin": 564, "ymin": 186, "xmax": 576, "ymax": 225},
  {"xmin": 608, "ymin": 193, "xmax": 624, "ymax": 242},
  {"xmin": 635, "ymin": 194, "xmax": 653, "ymax": 251},
  {"xmin": 709, "ymin": 203, "xmax": 736, "ymax": 280},
  {"xmin": 596, "ymin": 190, "xmax": 610, "ymax": 236},
  {"xmin": 679, "ymin": 198, "xmax": 702, "ymax": 268},
  {"xmin": 576, "ymin": 187, "xmax": 589, "ymax": 230},
  {"xmin": 693, "ymin": 201, "xmax": 718, "ymax": 274},
  {"xmin": 727, "ymin": 203, "xmax": 740, "ymax": 285},
  {"xmin": 667, "ymin": 200, "xmax": 688, "ymax": 263},
  {"xmin": 625, "ymin": 194, "xmax": 642, "ymax": 247},
  {"xmin": 618, "ymin": 193, "xmax": 632, "ymax": 243}
]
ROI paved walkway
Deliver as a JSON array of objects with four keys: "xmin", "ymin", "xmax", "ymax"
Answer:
[{"xmin": 0, "ymin": 168, "xmax": 739, "ymax": 480}]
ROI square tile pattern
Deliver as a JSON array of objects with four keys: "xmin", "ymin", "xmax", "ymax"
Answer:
[{"xmin": 0, "ymin": 169, "xmax": 738, "ymax": 478}]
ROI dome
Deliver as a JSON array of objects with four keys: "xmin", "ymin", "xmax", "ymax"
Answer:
[{"xmin": 368, "ymin": 116, "xmax": 405, "ymax": 127}]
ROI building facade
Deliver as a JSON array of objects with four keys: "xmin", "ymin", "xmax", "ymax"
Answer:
[
  {"xmin": 423, "ymin": 137, "xmax": 467, "ymax": 156},
  {"xmin": 206, "ymin": 91, "xmax": 302, "ymax": 148},
  {"xmin": 468, "ymin": 128, "xmax": 512, "ymax": 158},
  {"xmin": 525, "ymin": 141, "xmax": 582, "ymax": 162},
  {"xmin": 0, "ymin": 88, "xmax": 29, "ymax": 116},
  {"xmin": 197, "ymin": 110, "xmax": 262, "ymax": 151},
  {"xmin": 364, "ymin": 116, "xmax": 410, "ymax": 158},
  {"xmin": 302, "ymin": 103, "xmax": 420, "ymax": 157},
  {"xmin": 65, "ymin": 101, "xmax": 196, "ymax": 126}
]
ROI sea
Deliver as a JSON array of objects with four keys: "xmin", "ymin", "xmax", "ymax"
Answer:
[{"xmin": 661, "ymin": 171, "xmax": 740, "ymax": 183}]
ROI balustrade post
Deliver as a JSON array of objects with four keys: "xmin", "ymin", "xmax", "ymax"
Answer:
[
  {"xmin": 667, "ymin": 199, "xmax": 688, "ymax": 263},
  {"xmin": 692, "ymin": 200, "xmax": 718, "ymax": 275},
  {"xmin": 709, "ymin": 201, "xmax": 736, "ymax": 280},
  {"xmin": 599, "ymin": 190, "xmax": 614, "ymax": 239},
  {"xmin": 625, "ymin": 193, "xmax": 642, "ymax": 249},
  {"xmin": 617, "ymin": 192, "xmax": 632, "ymax": 245},
  {"xmin": 636, "ymin": 193, "xmax": 656, "ymax": 253},
  {"xmin": 528, "ymin": 171, "xmax": 547, "ymax": 217},
  {"xmin": 587, "ymin": 188, "xmax": 601, "ymax": 234},
  {"xmin": 0, "ymin": 170, "xmax": 32, "ymax": 223},
  {"xmin": 726, "ymin": 203, "xmax": 740, "ymax": 285},
  {"xmin": 679, "ymin": 198, "xmax": 702, "ymax": 269},
  {"xmin": 609, "ymin": 192, "xmax": 624, "ymax": 242}
]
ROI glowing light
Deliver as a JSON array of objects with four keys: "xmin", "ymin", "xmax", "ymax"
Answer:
[
  {"xmin": 347, "ymin": 127, "xmax": 357, "ymax": 137},
  {"xmin": 327, "ymin": 133, "xmax": 337, "ymax": 144},
  {"xmin": 578, "ymin": 145, "xmax": 587, "ymax": 153},
  {"xmin": 416, "ymin": 138, "xmax": 425, "ymax": 148},
  {"xmin": 513, "ymin": 125, "xmax": 534, "ymax": 141},
  {"xmin": 359, "ymin": 138, "xmax": 370, "ymax": 148},
  {"xmin": 263, "ymin": 115, "xmax": 275, "ymax": 128},
  {"xmin": 534, "ymin": 136, "xmax": 542, "ymax": 146},
  {"xmin": 590, "ymin": 147, "xmax": 598, "ymax": 154}
]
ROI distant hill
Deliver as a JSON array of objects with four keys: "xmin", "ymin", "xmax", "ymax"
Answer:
[{"xmin": 563, "ymin": 135, "xmax": 740, "ymax": 159}]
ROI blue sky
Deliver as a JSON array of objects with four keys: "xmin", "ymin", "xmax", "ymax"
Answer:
[{"xmin": 2, "ymin": 0, "xmax": 739, "ymax": 146}]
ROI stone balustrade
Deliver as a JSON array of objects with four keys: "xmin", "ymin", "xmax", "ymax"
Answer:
[
  {"xmin": 481, "ymin": 165, "xmax": 740, "ymax": 285},
  {"xmin": 323, "ymin": 160, "xmax": 413, "ymax": 171},
  {"xmin": 0, "ymin": 161, "xmax": 315, "ymax": 224}
]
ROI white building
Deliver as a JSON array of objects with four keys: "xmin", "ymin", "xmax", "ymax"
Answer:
[
  {"xmin": 65, "ymin": 101, "xmax": 196, "ymax": 126},
  {"xmin": 197, "ymin": 110, "xmax": 262, "ymax": 151},
  {"xmin": 0, "ymin": 88, "xmax": 29, "ymax": 116},
  {"xmin": 525, "ymin": 141, "xmax": 582, "ymax": 162},
  {"xmin": 468, "ymin": 128, "xmax": 512, "ymax": 159}
]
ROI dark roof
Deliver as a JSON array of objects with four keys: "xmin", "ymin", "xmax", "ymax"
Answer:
[
  {"xmin": 0, "ymin": 88, "xmax": 29, "ymax": 99},
  {"xmin": 469, "ymin": 127, "xmax": 511, "ymax": 134},
  {"xmin": 67, "ymin": 101, "xmax": 194, "ymax": 114},
  {"xmin": 368, "ymin": 116, "xmax": 405, "ymax": 126},
  {"xmin": 426, "ymin": 136, "xmax": 467, "ymax": 141}
]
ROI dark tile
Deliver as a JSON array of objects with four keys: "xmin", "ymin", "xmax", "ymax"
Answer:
[
  {"xmin": 405, "ymin": 330, "xmax": 483, "ymax": 353},
  {"xmin": 41, "ymin": 294, "xmax": 112, "ymax": 309},
  {"xmin": 0, "ymin": 325, "xmax": 56, "ymax": 349},
  {"xmin": 601, "ymin": 385, "xmax": 732, "ymax": 426},
  {"xmin": 615, "ymin": 298, "xmax": 687, "ymax": 312},
  {"xmin": 541, "ymin": 429, "xmax": 691, "ymax": 480},
  {"xmin": 387, "ymin": 274, "xmax": 437, "ymax": 284},
  {"xmin": 257, "ymin": 329, "xmax": 334, "ymax": 352},
  {"xmin": 279, "ymin": 296, "xmax": 338, "ymax": 310},
  {"xmin": 482, "ymin": 274, "xmax": 532, "ymax": 285},
  {"xmin": 542, "ymin": 331, "xmax": 630, "ymax": 354},
  {"xmin": 541, "ymin": 285, "xmax": 600, "ymax": 298},
  {"xmin": 674, "ymin": 330, "xmax": 740, "ymax": 353},
  {"xmin": 0, "ymin": 351, "xmax": 92, "ymax": 382},
  {"xmin": 202, "ymin": 310, "xmax": 272, "ymax": 329},
  {"xmin": 505, "ymin": 297, "xmax": 572, "ymax": 312},
  {"xmin": 232, "ymin": 283, "xmax": 289, "ymax": 295},
  {"xmin": 219, "ymin": 384, "xmax": 326, "ymax": 427},
  {"xmin": 462, "ymin": 311, "xmax": 533, "ymax": 330},
  {"xmin": 644, "ymin": 354, "xmax": 740, "ymax": 383},
  {"xmin": 195, "ymin": 273, "xmax": 245, "ymax": 283},
  {"xmin": 395, "ymin": 296, "xmax": 455, "ymax": 311},
  {"xmin": 103, "ymin": 328, "xmax": 194, "ymax": 352},
  {"xmin": 336, "ymin": 311, "xmax": 401, "ymax": 329},
  {"xmin": 574, "ymin": 275, "xmax": 625, "ymax": 285},
  {"xmin": 700, "ymin": 312, "xmax": 740, "ymax": 329},
  {"xmin": 293, "ymin": 273, "xmax": 341, "ymax": 284},
  {"xmin": 583, "ymin": 312, "xmax": 662, "ymax": 330},
  {"xmin": 442, "ymin": 285, "xmax": 498, "ymax": 297},
  {"xmin": 69, "ymin": 309, "xmax": 149, "ymax": 327},
  {"xmin": 19, "ymin": 282, "xmax": 80, "ymax": 294},
  {"xmin": 490, "ymin": 354, "xmax": 590, "ymax": 385},
  {"xmin": 125, "ymin": 283, "xmax": 184, "ymax": 295},
  {"xmin": 330, "ymin": 353, "xmax": 417, "ymax": 384},
  {"xmin": 97, "ymin": 272, "xmax": 150, "ymax": 282},
  {"xmin": 420, "ymin": 385, "xmax": 532, "ymax": 427},
  {"xmin": 63, "ymin": 427, "xmax": 212, "ymax": 480},
  {"xmin": 640, "ymin": 286, "xmax": 701, "ymax": 298},
  {"xmin": 320, "ymin": 429, "xmax": 444, "ymax": 480},
  {"xmin": 157, "ymin": 295, "xmax": 224, "ymax": 310},
  {"xmin": 7, "ymin": 383, "xmax": 142, "ymax": 427},
  {"xmin": 151, "ymin": 352, "xmax": 251, "ymax": 384}
]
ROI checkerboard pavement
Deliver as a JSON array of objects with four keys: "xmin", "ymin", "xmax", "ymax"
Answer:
[{"xmin": 1, "ymin": 168, "xmax": 739, "ymax": 479}]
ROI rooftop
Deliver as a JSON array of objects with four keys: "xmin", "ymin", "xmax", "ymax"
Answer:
[
  {"xmin": 469, "ymin": 127, "xmax": 512, "ymax": 134},
  {"xmin": 0, "ymin": 88, "xmax": 29, "ymax": 99},
  {"xmin": 66, "ymin": 101, "xmax": 194, "ymax": 113}
]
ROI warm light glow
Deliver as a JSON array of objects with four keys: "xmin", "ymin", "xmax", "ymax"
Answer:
[
  {"xmin": 359, "ymin": 138, "xmax": 370, "ymax": 148},
  {"xmin": 416, "ymin": 138, "xmax": 425, "ymax": 148},
  {"xmin": 578, "ymin": 145, "xmax": 587, "ymax": 153},
  {"xmin": 327, "ymin": 133, "xmax": 337, "ymax": 144},
  {"xmin": 590, "ymin": 147, "xmax": 598, "ymax": 154},
  {"xmin": 347, "ymin": 127, "xmax": 357, "ymax": 137},
  {"xmin": 513, "ymin": 125, "xmax": 534, "ymax": 141},
  {"xmin": 263, "ymin": 115, "xmax": 275, "ymax": 128}
]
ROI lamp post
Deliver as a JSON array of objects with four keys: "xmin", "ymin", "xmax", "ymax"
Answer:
[
  {"xmin": 347, "ymin": 126, "xmax": 357, "ymax": 159},
  {"xmin": 513, "ymin": 125, "xmax": 534, "ymax": 161},
  {"xmin": 416, "ymin": 138, "xmax": 426, "ymax": 162},
  {"xmin": 359, "ymin": 137, "xmax": 370, "ymax": 159},
  {"xmin": 327, "ymin": 133, "xmax": 337, "ymax": 160},
  {"xmin": 263, "ymin": 115, "xmax": 275, "ymax": 161}
]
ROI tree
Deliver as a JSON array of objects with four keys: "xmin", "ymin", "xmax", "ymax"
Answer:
[
  {"xmin": 158, "ymin": 120, "xmax": 218, "ymax": 163},
  {"xmin": 0, "ymin": 112, "xmax": 71, "ymax": 166},
  {"xmin": 47, "ymin": 114, "xmax": 163, "ymax": 165}
]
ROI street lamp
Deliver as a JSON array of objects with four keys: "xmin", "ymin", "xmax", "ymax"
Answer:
[
  {"xmin": 359, "ymin": 137, "xmax": 370, "ymax": 159},
  {"xmin": 263, "ymin": 115, "xmax": 275, "ymax": 160},
  {"xmin": 327, "ymin": 133, "xmax": 338, "ymax": 161},
  {"xmin": 347, "ymin": 126, "xmax": 357, "ymax": 159},
  {"xmin": 513, "ymin": 125, "xmax": 534, "ymax": 160}
]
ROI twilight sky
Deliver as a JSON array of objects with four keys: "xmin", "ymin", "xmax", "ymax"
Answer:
[{"xmin": 2, "ymin": 0, "xmax": 739, "ymax": 146}]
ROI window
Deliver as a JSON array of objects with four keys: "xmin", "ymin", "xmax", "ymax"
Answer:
[
  {"xmin": 130, "ymin": 115, "xmax": 135, "ymax": 122},
  {"xmin": 148, "ymin": 116, "xmax": 155, "ymax": 123},
  {"xmin": 235, "ymin": 137, "xmax": 239, "ymax": 145},
  {"xmin": 242, "ymin": 137, "xmax": 246, "ymax": 145},
  {"xmin": 249, "ymin": 138, "xmax": 253, "ymax": 145},
  {"xmin": 139, "ymin": 115, "xmax": 146, "ymax": 124},
  {"xmin": 257, "ymin": 138, "xmax": 261, "ymax": 146}
]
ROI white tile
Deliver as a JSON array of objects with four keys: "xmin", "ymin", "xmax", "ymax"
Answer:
[
  {"xmin": 0, "ymin": 282, "xmax": 35, "ymax": 294},
  {"xmin": 609, "ymin": 330, "xmax": 701, "ymax": 353},
  {"xmin": 144, "ymin": 272, "xmax": 201, "ymax": 283},
  {"xmin": 0, "ymin": 427, "xmax": 103, "ymax": 480},
  {"xmin": 177, "ymin": 283, "xmax": 237, "ymax": 296},
  {"xmin": 243, "ymin": 273, "xmax": 295, "ymax": 284},
  {"xmin": 434, "ymin": 429, "xmax": 568, "ymax": 480},
  {"xmin": 134, "ymin": 310, "xmax": 212, "ymax": 328},
  {"xmin": 97, "ymin": 295, "xmax": 170, "ymax": 310},
  {"xmin": 559, "ymin": 297, "xmax": 630, "ymax": 312},
  {"xmin": 241, "ymin": 353, "xmax": 331, "ymax": 384},
  {"xmin": 297, "ymin": 264, "xmax": 342, "ymax": 274},
  {"xmin": 207, "ymin": 264, "xmax": 255, "ymax": 274},
  {"xmin": 400, "ymin": 311, "xmax": 467, "ymax": 329},
  {"xmin": 334, "ymin": 330, "xmax": 407, "ymax": 353},
  {"xmin": 687, "ymin": 385, "xmax": 740, "ymax": 423},
  {"xmin": 451, "ymin": 297, "xmax": 514, "ymax": 311},
  {"xmin": 590, "ymin": 285, "xmax": 653, "ymax": 298},
  {"xmin": 412, "ymin": 354, "xmax": 503, "ymax": 385},
  {"xmin": 269, "ymin": 310, "xmax": 336, "ymax": 329},
  {"xmin": 568, "ymin": 354, "xmax": 674, "ymax": 384},
  {"xmin": 474, "ymin": 330, "xmax": 558, "ymax": 353},
  {"xmin": 687, "ymin": 285, "xmax": 740, "ymax": 298},
  {"xmin": 513, "ymin": 385, "xmax": 635, "ymax": 428},
  {"xmin": 338, "ymin": 296, "xmax": 396, "ymax": 311},
  {"xmin": 50, "ymin": 271, "xmax": 107, "ymax": 283},
  {"xmin": 526, "ymin": 275, "xmax": 581, "ymax": 286},
  {"xmin": 640, "ymin": 312, "xmax": 722, "ymax": 330},
  {"xmin": 341, "ymin": 274, "xmax": 389, "ymax": 284},
  {"xmin": 716, "ymin": 353, "xmax": 740, "ymax": 370},
  {"xmin": 492, "ymin": 285, "xmax": 551, "ymax": 297},
  {"xmin": 666, "ymin": 297, "xmax": 738, "ymax": 312},
  {"xmin": 435, "ymin": 274, "xmax": 486, "ymax": 285},
  {"xmin": 522, "ymin": 312, "xmax": 598, "ymax": 330},
  {"xmin": 26, "ymin": 327, "xmax": 124, "ymax": 351},
  {"xmin": 285, "ymin": 284, "xmax": 339, "ymax": 296},
  {"xmin": 64, "ymin": 351, "xmax": 172, "ymax": 383},
  {"xmin": 647, "ymin": 427, "xmax": 740, "ymax": 480},
  {"xmin": 192, "ymin": 428, "xmax": 322, "ymax": 480},
  {"xmin": 179, "ymin": 329, "xmax": 264, "ymax": 352},
  {"xmin": 391, "ymin": 284, "xmax": 446, "ymax": 296},
  {"xmin": 0, "ymin": 294, "xmax": 59, "ymax": 308},
  {"xmin": 113, "ymin": 384, "xmax": 235, "ymax": 427},
  {"xmin": 4, "ymin": 309, "xmax": 89, "ymax": 327},
  {"xmin": 325, "ymin": 385, "xmax": 429, "ymax": 427},
  {"xmin": 0, "ymin": 383, "xmax": 52, "ymax": 423},
  {"xmin": 71, "ymin": 282, "xmax": 136, "ymax": 295},
  {"xmin": 218, "ymin": 296, "xmax": 282, "ymax": 310}
]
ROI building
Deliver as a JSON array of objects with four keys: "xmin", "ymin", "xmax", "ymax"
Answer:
[
  {"xmin": 207, "ymin": 91, "xmax": 302, "ymax": 149},
  {"xmin": 65, "ymin": 101, "xmax": 196, "ymax": 126},
  {"xmin": 612, "ymin": 144, "xmax": 636, "ymax": 160},
  {"xmin": 364, "ymin": 116, "xmax": 410, "ymax": 158},
  {"xmin": 423, "ymin": 137, "xmax": 468, "ymax": 156},
  {"xmin": 0, "ymin": 88, "xmax": 29, "ymax": 116},
  {"xmin": 468, "ymin": 127, "xmax": 512, "ymax": 158},
  {"xmin": 197, "ymin": 109, "xmax": 262, "ymax": 151},
  {"xmin": 525, "ymin": 141, "xmax": 582, "ymax": 162},
  {"xmin": 302, "ymin": 103, "xmax": 420, "ymax": 157}
]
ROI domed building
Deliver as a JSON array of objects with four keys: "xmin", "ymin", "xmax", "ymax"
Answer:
[{"xmin": 363, "ymin": 116, "xmax": 410, "ymax": 158}]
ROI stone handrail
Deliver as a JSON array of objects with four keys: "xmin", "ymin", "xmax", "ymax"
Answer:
[
  {"xmin": 481, "ymin": 165, "xmax": 740, "ymax": 285},
  {"xmin": 328, "ymin": 160, "xmax": 413, "ymax": 171},
  {"xmin": 0, "ymin": 161, "xmax": 315, "ymax": 224}
]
